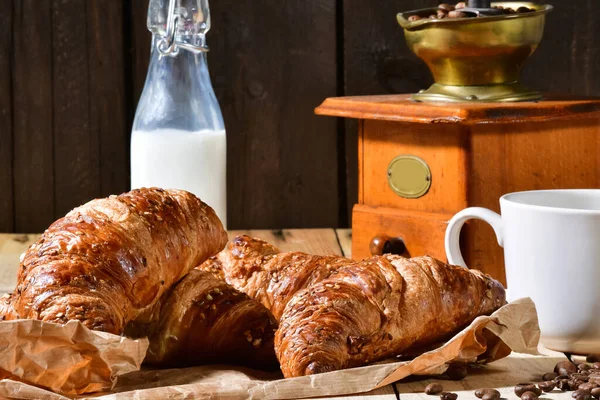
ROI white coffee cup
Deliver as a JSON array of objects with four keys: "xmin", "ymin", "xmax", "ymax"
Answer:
[{"xmin": 445, "ymin": 189, "xmax": 600, "ymax": 354}]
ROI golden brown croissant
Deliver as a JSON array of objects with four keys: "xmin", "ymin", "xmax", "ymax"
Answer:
[
  {"xmin": 2, "ymin": 188, "xmax": 227, "ymax": 334},
  {"xmin": 275, "ymin": 255, "xmax": 506, "ymax": 377},
  {"xmin": 198, "ymin": 235, "xmax": 355, "ymax": 320},
  {"xmin": 126, "ymin": 270, "xmax": 278, "ymax": 370}
]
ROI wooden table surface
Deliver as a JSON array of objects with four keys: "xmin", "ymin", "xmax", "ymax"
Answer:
[{"xmin": 0, "ymin": 229, "xmax": 574, "ymax": 400}]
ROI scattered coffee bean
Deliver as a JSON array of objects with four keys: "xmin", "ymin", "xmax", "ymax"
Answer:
[
  {"xmin": 573, "ymin": 389, "xmax": 593, "ymax": 400},
  {"xmin": 543, "ymin": 372, "xmax": 558, "ymax": 381},
  {"xmin": 438, "ymin": 3, "xmax": 455, "ymax": 12},
  {"xmin": 591, "ymin": 387, "xmax": 600, "ymax": 398},
  {"xmin": 558, "ymin": 379, "xmax": 572, "ymax": 391},
  {"xmin": 515, "ymin": 383, "xmax": 542, "ymax": 397},
  {"xmin": 408, "ymin": 15, "xmax": 422, "ymax": 21},
  {"xmin": 521, "ymin": 391, "xmax": 539, "ymax": 400},
  {"xmin": 446, "ymin": 364, "xmax": 468, "ymax": 381},
  {"xmin": 573, "ymin": 374, "xmax": 591, "ymax": 382},
  {"xmin": 482, "ymin": 390, "xmax": 501, "ymax": 400},
  {"xmin": 556, "ymin": 361, "xmax": 579, "ymax": 376},
  {"xmin": 448, "ymin": 10, "xmax": 467, "ymax": 18},
  {"xmin": 588, "ymin": 355, "xmax": 600, "ymax": 363},
  {"xmin": 579, "ymin": 383, "xmax": 599, "ymax": 392},
  {"xmin": 589, "ymin": 375, "xmax": 600, "ymax": 384},
  {"xmin": 437, "ymin": 10, "xmax": 448, "ymax": 19},
  {"xmin": 517, "ymin": 6, "xmax": 533, "ymax": 13},
  {"xmin": 571, "ymin": 379, "xmax": 587, "ymax": 391},
  {"xmin": 455, "ymin": 2, "xmax": 466, "ymax": 9},
  {"xmin": 441, "ymin": 392, "xmax": 458, "ymax": 400},
  {"xmin": 426, "ymin": 383, "xmax": 444, "ymax": 395},
  {"xmin": 580, "ymin": 364, "xmax": 594, "ymax": 372},
  {"xmin": 539, "ymin": 381, "xmax": 556, "ymax": 392},
  {"xmin": 475, "ymin": 389, "xmax": 500, "ymax": 400}
]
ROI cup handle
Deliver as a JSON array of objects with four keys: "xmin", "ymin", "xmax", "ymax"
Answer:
[{"xmin": 445, "ymin": 207, "xmax": 504, "ymax": 268}]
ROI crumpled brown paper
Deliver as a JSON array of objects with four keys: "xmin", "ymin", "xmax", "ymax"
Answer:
[
  {"xmin": 0, "ymin": 319, "xmax": 148, "ymax": 396},
  {"xmin": 0, "ymin": 298, "xmax": 540, "ymax": 400}
]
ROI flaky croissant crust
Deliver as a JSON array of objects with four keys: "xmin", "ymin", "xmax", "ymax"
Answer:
[
  {"xmin": 275, "ymin": 255, "xmax": 505, "ymax": 377},
  {"xmin": 5, "ymin": 188, "xmax": 227, "ymax": 334},
  {"xmin": 128, "ymin": 269, "xmax": 278, "ymax": 370}
]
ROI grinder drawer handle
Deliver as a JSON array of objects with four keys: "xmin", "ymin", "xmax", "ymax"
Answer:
[{"xmin": 370, "ymin": 235, "xmax": 406, "ymax": 256}]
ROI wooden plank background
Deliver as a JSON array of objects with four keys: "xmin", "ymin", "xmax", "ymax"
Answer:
[{"xmin": 0, "ymin": 0, "xmax": 598, "ymax": 232}]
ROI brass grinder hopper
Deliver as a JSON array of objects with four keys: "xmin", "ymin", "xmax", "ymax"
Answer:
[{"xmin": 398, "ymin": 1, "xmax": 553, "ymax": 102}]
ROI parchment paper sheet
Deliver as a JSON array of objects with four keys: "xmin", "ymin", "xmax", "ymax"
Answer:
[{"xmin": 0, "ymin": 298, "xmax": 540, "ymax": 400}]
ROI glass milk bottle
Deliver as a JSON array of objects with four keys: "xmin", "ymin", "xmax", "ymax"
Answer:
[{"xmin": 131, "ymin": 0, "xmax": 227, "ymax": 227}]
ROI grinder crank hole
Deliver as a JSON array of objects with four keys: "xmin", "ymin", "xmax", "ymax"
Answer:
[{"xmin": 370, "ymin": 235, "xmax": 407, "ymax": 256}]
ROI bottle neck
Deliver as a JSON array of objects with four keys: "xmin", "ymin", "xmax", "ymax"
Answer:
[{"xmin": 133, "ymin": 36, "xmax": 224, "ymax": 133}]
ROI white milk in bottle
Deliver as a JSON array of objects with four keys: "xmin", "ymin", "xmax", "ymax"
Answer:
[
  {"xmin": 131, "ymin": 0, "xmax": 227, "ymax": 226},
  {"xmin": 131, "ymin": 129, "xmax": 226, "ymax": 224}
]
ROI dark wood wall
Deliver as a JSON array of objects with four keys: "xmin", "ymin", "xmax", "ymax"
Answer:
[{"xmin": 0, "ymin": 0, "xmax": 598, "ymax": 232}]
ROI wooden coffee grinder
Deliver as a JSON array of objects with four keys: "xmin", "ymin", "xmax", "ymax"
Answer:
[{"xmin": 316, "ymin": 1, "xmax": 600, "ymax": 284}]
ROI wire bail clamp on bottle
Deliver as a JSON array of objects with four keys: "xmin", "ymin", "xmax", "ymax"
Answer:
[{"xmin": 157, "ymin": 0, "xmax": 210, "ymax": 57}]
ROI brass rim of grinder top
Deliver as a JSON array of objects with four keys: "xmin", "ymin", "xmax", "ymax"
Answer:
[{"xmin": 397, "ymin": 2, "xmax": 554, "ymax": 102}]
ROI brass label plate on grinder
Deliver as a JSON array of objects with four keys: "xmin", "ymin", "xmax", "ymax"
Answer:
[{"xmin": 387, "ymin": 155, "xmax": 431, "ymax": 199}]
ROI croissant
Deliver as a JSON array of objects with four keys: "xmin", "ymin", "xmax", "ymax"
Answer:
[
  {"xmin": 125, "ymin": 270, "xmax": 278, "ymax": 370},
  {"xmin": 198, "ymin": 235, "xmax": 355, "ymax": 320},
  {"xmin": 275, "ymin": 255, "xmax": 506, "ymax": 377},
  {"xmin": 2, "ymin": 188, "xmax": 227, "ymax": 334}
]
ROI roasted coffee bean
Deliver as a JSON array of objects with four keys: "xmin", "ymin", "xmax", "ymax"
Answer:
[
  {"xmin": 571, "ymin": 379, "xmax": 587, "ymax": 391},
  {"xmin": 579, "ymin": 383, "xmax": 599, "ymax": 392},
  {"xmin": 588, "ymin": 355, "xmax": 600, "ymax": 363},
  {"xmin": 538, "ymin": 381, "xmax": 556, "ymax": 392},
  {"xmin": 580, "ymin": 364, "xmax": 594, "ymax": 372},
  {"xmin": 591, "ymin": 387, "xmax": 600, "ymax": 398},
  {"xmin": 438, "ymin": 3, "xmax": 454, "ymax": 11},
  {"xmin": 505, "ymin": 7, "xmax": 516, "ymax": 14},
  {"xmin": 589, "ymin": 375, "xmax": 600, "ymax": 384},
  {"xmin": 591, "ymin": 380, "xmax": 600, "ymax": 387},
  {"xmin": 408, "ymin": 15, "xmax": 422, "ymax": 21},
  {"xmin": 437, "ymin": 10, "xmax": 447, "ymax": 19},
  {"xmin": 448, "ymin": 11, "xmax": 467, "ymax": 18},
  {"xmin": 517, "ymin": 6, "xmax": 533, "ymax": 13},
  {"xmin": 440, "ymin": 392, "xmax": 458, "ymax": 400},
  {"xmin": 446, "ymin": 365, "xmax": 468, "ymax": 381},
  {"xmin": 475, "ymin": 388, "xmax": 500, "ymax": 400},
  {"xmin": 482, "ymin": 390, "xmax": 500, "ymax": 400},
  {"xmin": 572, "ymin": 374, "xmax": 590, "ymax": 382},
  {"xmin": 515, "ymin": 383, "xmax": 542, "ymax": 397},
  {"xmin": 543, "ymin": 372, "xmax": 558, "ymax": 381},
  {"xmin": 573, "ymin": 389, "xmax": 593, "ymax": 400},
  {"xmin": 425, "ymin": 383, "xmax": 444, "ymax": 395},
  {"xmin": 559, "ymin": 379, "xmax": 572, "ymax": 391},
  {"xmin": 556, "ymin": 361, "xmax": 579, "ymax": 376},
  {"xmin": 455, "ymin": 2, "xmax": 466, "ymax": 9},
  {"xmin": 521, "ymin": 392, "xmax": 539, "ymax": 400}
]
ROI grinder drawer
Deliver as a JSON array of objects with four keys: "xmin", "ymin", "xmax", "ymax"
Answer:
[{"xmin": 351, "ymin": 204, "xmax": 451, "ymax": 261}]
